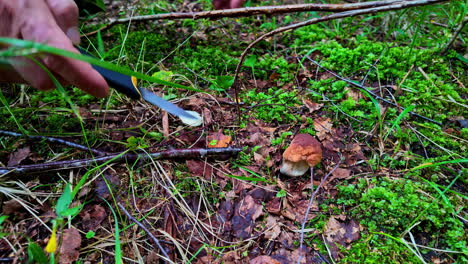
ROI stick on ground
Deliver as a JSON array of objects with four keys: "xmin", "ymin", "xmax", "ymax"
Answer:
[
  {"xmin": 84, "ymin": 0, "xmax": 407, "ymax": 36},
  {"xmin": 0, "ymin": 129, "xmax": 107, "ymax": 156},
  {"xmin": 0, "ymin": 147, "xmax": 243, "ymax": 175},
  {"xmin": 118, "ymin": 203, "xmax": 171, "ymax": 262}
]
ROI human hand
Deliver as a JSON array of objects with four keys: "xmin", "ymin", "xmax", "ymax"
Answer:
[
  {"xmin": 212, "ymin": 0, "xmax": 245, "ymax": 9},
  {"xmin": 0, "ymin": 0, "xmax": 109, "ymax": 98}
]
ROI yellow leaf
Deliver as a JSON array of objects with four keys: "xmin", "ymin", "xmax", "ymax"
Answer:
[{"xmin": 45, "ymin": 226, "xmax": 57, "ymax": 253}]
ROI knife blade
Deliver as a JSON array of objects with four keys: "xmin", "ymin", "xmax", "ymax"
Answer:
[{"xmin": 78, "ymin": 48, "xmax": 200, "ymax": 122}]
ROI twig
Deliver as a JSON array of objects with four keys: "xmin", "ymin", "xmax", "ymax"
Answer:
[
  {"xmin": 0, "ymin": 147, "xmax": 242, "ymax": 175},
  {"xmin": 118, "ymin": 203, "xmax": 171, "ymax": 262},
  {"xmin": 84, "ymin": 0, "xmax": 406, "ymax": 36},
  {"xmin": 232, "ymin": 0, "xmax": 448, "ymax": 87},
  {"xmin": 0, "ymin": 130, "xmax": 107, "ymax": 156},
  {"xmin": 305, "ymin": 57, "xmax": 443, "ymax": 125},
  {"xmin": 441, "ymin": 15, "xmax": 468, "ymax": 54},
  {"xmin": 297, "ymin": 162, "xmax": 341, "ymax": 264}
]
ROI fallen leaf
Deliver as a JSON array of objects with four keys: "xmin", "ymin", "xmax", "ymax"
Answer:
[
  {"xmin": 207, "ymin": 131, "xmax": 232, "ymax": 148},
  {"xmin": 302, "ymin": 99, "xmax": 323, "ymax": 113},
  {"xmin": 266, "ymin": 197, "xmax": 281, "ymax": 215},
  {"xmin": 264, "ymin": 216, "xmax": 281, "ymax": 240},
  {"xmin": 7, "ymin": 146, "xmax": 31, "ymax": 166},
  {"xmin": 232, "ymin": 195, "xmax": 263, "ymax": 239},
  {"xmin": 313, "ymin": 117, "xmax": 333, "ymax": 141},
  {"xmin": 79, "ymin": 204, "xmax": 107, "ymax": 231},
  {"xmin": 59, "ymin": 228, "xmax": 81, "ymax": 264},
  {"xmin": 2, "ymin": 200, "xmax": 24, "ymax": 217},
  {"xmin": 95, "ymin": 172, "xmax": 120, "ymax": 199},
  {"xmin": 186, "ymin": 160, "xmax": 213, "ymax": 179},
  {"xmin": 250, "ymin": 255, "xmax": 281, "ymax": 264},
  {"xmin": 324, "ymin": 216, "xmax": 361, "ymax": 259},
  {"xmin": 331, "ymin": 168, "xmax": 351, "ymax": 180},
  {"xmin": 345, "ymin": 87, "xmax": 363, "ymax": 101}
]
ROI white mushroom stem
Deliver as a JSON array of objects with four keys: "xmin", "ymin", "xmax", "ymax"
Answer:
[{"xmin": 280, "ymin": 159, "xmax": 310, "ymax": 177}]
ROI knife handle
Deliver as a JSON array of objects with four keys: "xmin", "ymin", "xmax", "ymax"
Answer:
[{"xmin": 77, "ymin": 48, "xmax": 141, "ymax": 100}]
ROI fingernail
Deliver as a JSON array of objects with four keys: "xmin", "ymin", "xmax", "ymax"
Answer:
[{"xmin": 66, "ymin": 27, "xmax": 81, "ymax": 44}]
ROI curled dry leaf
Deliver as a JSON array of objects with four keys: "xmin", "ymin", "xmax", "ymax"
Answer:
[
  {"xmin": 313, "ymin": 117, "xmax": 333, "ymax": 141},
  {"xmin": 186, "ymin": 160, "xmax": 213, "ymax": 179},
  {"xmin": 79, "ymin": 204, "xmax": 107, "ymax": 231},
  {"xmin": 264, "ymin": 215, "xmax": 281, "ymax": 240},
  {"xmin": 331, "ymin": 168, "xmax": 351, "ymax": 181},
  {"xmin": 324, "ymin": 216, "xmax": 361, "ymax": 259},
  {"xmin": 59, "ymin": 228, "xmax": 82, "ymax": 264},
  {"xmin": 250, "ymin": 255, "xmax": 281, "ymax": 264},
  {"xmin": 302, "ymin": 99, "xmax": 323, "ymax": 113},
  {"xmin": 7, "ymin": 146, "xmax": 31, "ymax": 166},
  {"xmin": 232, "ymin": 195, "xmax": 263, "ymax": 239}
]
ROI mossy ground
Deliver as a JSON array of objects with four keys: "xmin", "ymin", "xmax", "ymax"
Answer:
[{"xmin": 0, "ymin": 0, "xmax": 466, "ymax": 263}]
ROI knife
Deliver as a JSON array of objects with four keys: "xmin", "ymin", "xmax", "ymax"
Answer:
[{"xmin": 78, "ymin": 48, "xmax": 201, "ymax": 123}]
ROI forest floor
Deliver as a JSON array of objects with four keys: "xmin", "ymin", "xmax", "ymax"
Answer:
[{"xmin": 0, "ymin": 0, "xmax": 466, "ymax": 263}]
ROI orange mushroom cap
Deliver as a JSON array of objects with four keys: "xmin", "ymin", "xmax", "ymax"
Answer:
[{"xmin": 280, "ymin": 134, "xmax": 322, "ymax": 177}]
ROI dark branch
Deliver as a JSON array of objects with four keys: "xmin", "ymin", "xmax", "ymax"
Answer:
[
  {"xmin": 0, "ymin": 130, "xmax": 107, "ymax": 156},
  {"xmin": 118, "ymin": 203, "xmax": 171, "ymax": 262},
  {"xmin": 84, "ymin": 0, "xmax": 411, "ymax": 36},
  {"xmin": 0, "ymin": 147, "xmax": 242, "ymax": 175}
]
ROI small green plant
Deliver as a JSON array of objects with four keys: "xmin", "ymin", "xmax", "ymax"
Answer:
[
  {"xmin": 244, "ymin": 88, "xmax": 299, "ymax": 123},
  {"xmin": 125, "ymin": 136, "xmax": 149, "ymax": 150}
]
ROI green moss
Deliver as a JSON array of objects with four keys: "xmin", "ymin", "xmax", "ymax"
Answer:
[{"xmin": 337, "ymin": 177, "xmax": 467, "ymax": 262}]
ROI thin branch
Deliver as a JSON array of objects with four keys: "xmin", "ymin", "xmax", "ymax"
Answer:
[
  {"xmin": 0, "ymin": 129, "xmax": 107, "ymax": 156},
  {"xmin": 0, "ymin": 147, "xmax": 242, "ymax": 175},
  {"xmin": 84, "ymin": 0, "xmax": 407, "ymax": 36},
  {"xmin": 441, "ymin": 15, "xmax": 468, "ymax": 54},
  {"xmin": 297, "ymin": 162, "xmax": 342, "ymax": 264},
  {"xmin": 118, "ymin": 203, "xmax": 171, "ymax": 262},
  {"xmin": 233, "ymin": 0, "xmax": 448, "ymax": 84},
  {"xmin": 306, "ymin": 57, "xmax": 442, "ymax": 125}
]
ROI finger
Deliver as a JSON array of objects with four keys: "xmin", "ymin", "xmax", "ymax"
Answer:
[
  {"xmin": 10, "ymin": 56, "xmax": 55, "ymax": 91},
  {"xmin": 19, "ymin": 1, "xmax": 109, "ymax": 98},
  {"xmin": 46, "ymin": 0, "xmax": 80, "ymax": 44},
  {"xmin": 43, "ymin": 40, "xmax": 109, "ymax": 98}
]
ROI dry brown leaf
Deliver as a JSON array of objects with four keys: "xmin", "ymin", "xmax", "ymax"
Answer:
[
  {"xmin": 345, "ymin": 87, "xmax": 363, "ymax": 101},
  {"xmin": 331, "ymin": 168, "xmax": 351, "ymax": 180},
  {"xmin": 186, "ymin": 160, "xmax": 213, "ymax": 179},
  {"xmin": 264, "ymin": 216, "xmax": 281, "ymax": 240},
  {"xmin": 324, "ymin": 216, "xmax": 361, "ymax": 259},
  {"xmin": 7, "ymin": 146, "xmax": 31, "ymax": 166},
  {"xmin": 313, "ymin": 117, "xmax": 333, "ymax": 141},
  {"xmin": 79, "ymin": 204, "xmax": 107, "ymax": 231},
  {"xmin": 266, "ymin": 197, "xmax": 281, "ymax": 215},
  {"xmin": 207, "ymin": 131, "xmax": 232, "ymax": 148},
  {"xmin": 250, "ymin": 255, "xmax": 281, "ymax": 264},
  {"xmin": 59, "ymin": 228, "xmax": 82, "ymax": 264},
  {"xmin": 232, "ymin": 195, "xmax": 263, "ymax": 239},
  {"xmin": 303, "ymin": 99, "xmax": 323, "ymax": 113}
]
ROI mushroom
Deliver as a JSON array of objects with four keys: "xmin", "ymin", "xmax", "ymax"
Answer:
[{"xmin": 280, "ymin": 134, "xmax": 322, "ymax": 177}]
